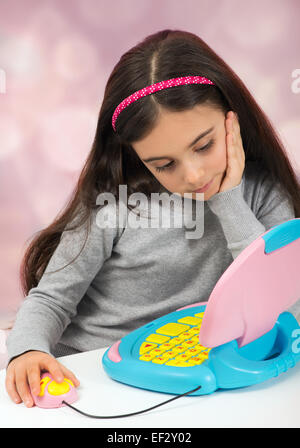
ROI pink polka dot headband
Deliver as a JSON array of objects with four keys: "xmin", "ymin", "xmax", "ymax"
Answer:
[{"xmin": 111, "ymin": 75, "xmax": 215, "ymax": 131}]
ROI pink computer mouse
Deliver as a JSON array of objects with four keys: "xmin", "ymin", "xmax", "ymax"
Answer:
[{"xmin": 32, "ymin": 372, "xmax": 78, "ymax": 408}]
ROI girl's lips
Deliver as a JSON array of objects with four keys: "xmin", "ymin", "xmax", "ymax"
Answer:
[{"xmin": 193, "ymin": 179, "xmax": 213, "ymax": 193}]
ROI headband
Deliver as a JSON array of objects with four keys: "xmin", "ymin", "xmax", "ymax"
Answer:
[{"xmin": 111, "ymin": 75, "xmax": 215, "ymax": 132}]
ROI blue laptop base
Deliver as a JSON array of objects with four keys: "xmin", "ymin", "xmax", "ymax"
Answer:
[{"xmin": 102, "ymin": 304, "xmax": 300, "ymax": 396}]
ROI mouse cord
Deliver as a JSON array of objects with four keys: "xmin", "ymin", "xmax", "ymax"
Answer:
[{"xmin": 62, "ymin": 385, "xmax": 202, "ymax": 419}]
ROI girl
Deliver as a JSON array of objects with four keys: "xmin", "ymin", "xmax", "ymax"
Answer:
[{"xmin": 5, "ymin": 29, "xmax": 300, "ymax": 408}]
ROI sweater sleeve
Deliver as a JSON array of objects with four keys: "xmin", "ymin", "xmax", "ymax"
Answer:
[
  {"xmin": 206, "ymin": 173, "xmax": 295, "ymax": 260},
  {"xmin": 6, "ymin": 204, "xmax": 123, "ymax": 362}
]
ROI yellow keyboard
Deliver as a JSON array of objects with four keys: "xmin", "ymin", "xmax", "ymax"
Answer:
[
  {"xmin": 103, "ymin": 304, "xmax": 218, "ymax": 396},
  {"xmin": 138, "ymin": 312, "xmax": 211, "ymax": 367}
]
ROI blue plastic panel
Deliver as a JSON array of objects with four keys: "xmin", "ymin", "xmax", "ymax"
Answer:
[
  {"xmin": 102, "ymin": 305, "xmax": 300, "ymax": 396},
  {"xmin": 263, "ymin": 219, "xmax": 300, "ymax": 254}
]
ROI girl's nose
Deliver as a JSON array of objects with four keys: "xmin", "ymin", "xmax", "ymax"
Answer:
[{"xmin": 183, "ymin": 162, "xmax": 205, "ymax": 187}]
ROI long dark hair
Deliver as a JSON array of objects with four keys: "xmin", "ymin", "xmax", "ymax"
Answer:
[{"xmin": 21, "ymin": 28, "xmax": 300, "ymax": 296}]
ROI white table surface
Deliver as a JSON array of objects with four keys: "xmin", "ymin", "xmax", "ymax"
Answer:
[{"xmin": 1, "ymin": 346, "xmax": 300, "ymax": 428}]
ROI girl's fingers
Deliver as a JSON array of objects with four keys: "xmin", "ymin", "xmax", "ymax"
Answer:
[
  {"xmin": 61, "ymin": 366, "xmax": 80, "ymax": 387},
  {"xmin": 27, "ymin": 364, "xmax": 42, "ymax": 396},
  {"xmin": 5, "ymin": 370, "xmax": 21, "ymax": 404},
  {"xmin": 226, "ymin": 129, "xmax": 236, "ymax": 162},
  {"xmin": 225, "ymin": 111, "xmax": 232, "ymax": 134},
  {"xmin": 226, "ymin": 112, "xmax": 235, "ymax": 145},
  {"xmin": 4, "ymin": 351, "xmax": 80, "ymax": 407},
  {"xmin": 15, "ymin": 370, "xmax": 34, "ymax": 407},
  {"xmin": 230, "ymin": 113, "xmax": 237, "ymax": 142},
  {"xmin": 227, "ymin": 112, "xmax": 244, "ymax": 161},
  {"xmin": 232, "ymin": 113, "xmax": 244, "ymax": 151},
  {"xmin": 220, "ymin": 111, "xmax": 245, "ymax": 194},
  {"xmin": 41, "ymin": 357, "xmax": 65, "ymax": 384},
  {"xmin": 41, "ymin": 356, "xmax": 80, "ymax": 388}
]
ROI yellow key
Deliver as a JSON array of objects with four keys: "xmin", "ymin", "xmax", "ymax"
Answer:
[
  {"xmin": 175, "ymin": 361, "xmax": 194, "ymax": 367},
  {"xmin": 48, "ymin": 380, "xmax": 70, "ymax": 396},
  {"xmin": 160, "ymin": 342, "xmax": 175, "ymax": 350},
  {"xmin": 152, "ymin": 356, "xmax": 168, "ymax": 365},
  {"xmin": 181, "ymin": 331, "xmax": 194, "ymax": 337},
  {"xmin": 174, "ymin": 353, "xmax": 193, "ymax": 361},
  {"xmin": 139, "ymin": 342, "xmax": 157, "ymax": 355},
  {"xmin": 170, "ymin": 337, "xmax": 184, "ymax": 345},
  {"xmin": 185, "ymin": 347, "xmax": 203, "ymax": 356},
  {"xmin": 196, "ymin": 344, "xmax": 209, "ymax": 352},
  {"xmin": 177, "ymin": 316, "xmax": 202, "ymax": 326},
  {"xmin": 190, "ymin": 356, "xmax": 206, "ymax": 365},
  {"xmin": 171, "ymin": 334, "xmax": 189, "ymax": 342},
  {"xmin": 165, "ymin": 359, "xmax": 181, "ymax": 366},
  {"xmin": 163, "ymin": 350, "xmax": 177, "ymax": 359},
  {"xmin": 159, "ymin": 352, "xmax": 174, "ymax": 360},
  {"xmin": 172, "ymin": 345, "xmax": 186, "ymax": 354},
  {"xmin": 146, "ymin": 334, "xmax": 170, "ymax": 344},
  {"xmin": 190, "ymin": 335, "xmax": 200, "ymax": 342},
  {"xmin": 181, "ymin": 339, "xmax": 197, "ymax": 349},
  {"xmin": 194, "ymin": 312, "xmax": 204, "ymax": 318},
  {"xmin": 186, "ymin": 329, "xmax": 199, "ymax": 336},
  {"xmin": 176, "ymin": 362, "xmax": 192, "ymax": 367},
  {"xmin": 139, "ymin": 351, "xmax": 158, "ymax": 361},
  {"xmin": 165, "ymin": 360, "xmax": 192, "ymax": 367},
  {"xmin": 177, "ymin": 332, "xmax": 193, "ymax": 341},
  {"xmin": 156, "ymin": 323, "xmax": 190, "ymax": 337},
  {"xmin": 149, "ymin": 348, "xmax": 166, "ymax": 356},
  {"xmin": 186, "ymin": 360, "xmax": 197, "ymax": 366},
  {"xmin": 39, "ymin": 376, "xmax": 52, "ymax": 397},
  {"xmin": 188, "ymin": 327, "xmax": 201, "ymax": 335}
]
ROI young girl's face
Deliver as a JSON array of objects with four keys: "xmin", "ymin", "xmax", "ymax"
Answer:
[{"xmin": 131, "ymin": 103, "xmax": 227, "ymax": 200}]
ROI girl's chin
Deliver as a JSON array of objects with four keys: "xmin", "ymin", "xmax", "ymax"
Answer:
[
  {"xmin": 191, "ymin": 191, "xmax": 213, "ymax": 201},
  {"xmin": 191, "ymin": 179, "xmax": 218, "ymax": 201}
]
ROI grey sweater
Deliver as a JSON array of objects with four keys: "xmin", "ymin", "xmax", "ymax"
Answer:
[{"xmin": 6, "ymin": 162, "xmax": 297, "ymax": 361}]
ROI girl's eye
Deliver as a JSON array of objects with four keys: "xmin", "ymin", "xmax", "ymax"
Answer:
[
  {"xmin": 195, "ymin": 139, "xmax": 214, "ymax": 153},
  {"xmin": 155, "ymin": 161, "xmax": 174, "ymax": 173},
  {"xmin": 155, "ymin": 139, "xmax": 214, "ymax": 173}
]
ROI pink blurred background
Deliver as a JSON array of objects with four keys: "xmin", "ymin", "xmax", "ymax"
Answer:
[{"xmin": 0, "ymin": 0, "xmax": 299, "ymax": 336}]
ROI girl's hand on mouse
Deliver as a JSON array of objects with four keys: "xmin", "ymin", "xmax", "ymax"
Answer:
[
  {"xmin": 5, "ymin": 350, "xmax": 80, "ymax": 408},
  {"xmin": 218, "ymin": 111, "xmax": 245, "ymax": 193}
]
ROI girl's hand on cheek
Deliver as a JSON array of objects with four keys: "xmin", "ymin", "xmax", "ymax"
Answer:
[{"xmin": 218, "ymin": 111, "xmax": 245, "ymax": 193}]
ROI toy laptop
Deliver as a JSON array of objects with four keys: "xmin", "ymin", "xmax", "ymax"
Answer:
[{"xmin": 102, "ymin": 218, "xmax": 300, "ymax": 396}]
